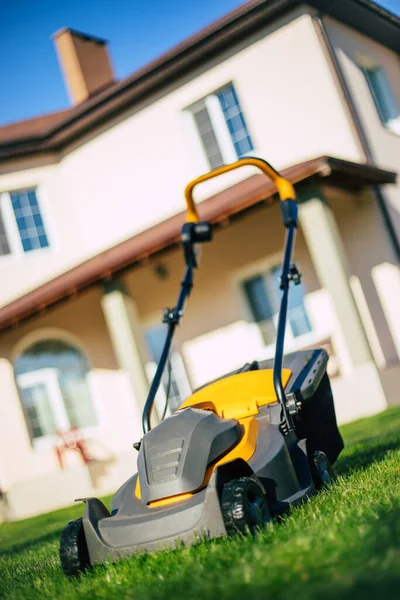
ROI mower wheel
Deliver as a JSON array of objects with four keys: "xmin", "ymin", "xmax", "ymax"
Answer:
[
  {"xmin": 59, "ymin": 518, "xmax": 90, "ymax": 577},
  {"xmin": 221, "ymin": 476, "xmax": 270, "ymax": 535},
  {"xmin": 313, "ymin": 450, "xmax": 335, "ymax": 489}
]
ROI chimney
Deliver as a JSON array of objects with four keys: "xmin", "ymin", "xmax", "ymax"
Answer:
[{"xmin": 53, "ymin": 28, "xmax": 115, "ymax": 105}]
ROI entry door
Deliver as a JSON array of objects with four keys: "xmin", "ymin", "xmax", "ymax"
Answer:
[{"xmin": 17, "ymin": 368, "xmax": 69, "ymax": 440}]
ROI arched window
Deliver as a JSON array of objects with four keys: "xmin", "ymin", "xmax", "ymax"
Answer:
[{"xmin": 14, "ymin": 339, "xmax": 97, "ymax": 440}]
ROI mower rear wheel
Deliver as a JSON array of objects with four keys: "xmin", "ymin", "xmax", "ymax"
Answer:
[
  {"xmin": 221, "ymin": 476, "xmax": 270, "ymax": 535},
  {"xmin": 59, "ymin": 517, "xmax": 90, "ymax": 577},
  {"xmin": 312, "ymin": 450, "xmax": 335, "ymax": 489}
]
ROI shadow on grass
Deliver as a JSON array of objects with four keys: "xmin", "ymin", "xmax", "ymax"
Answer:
[
  {"xmin": 336, "ymin": 436, "xmax": 400, "ymax": 476},
  {"xmin": 0, "ymin": 529, "xmax": 62, "ymax": 557}
]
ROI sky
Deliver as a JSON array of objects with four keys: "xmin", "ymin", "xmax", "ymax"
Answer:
[{"xmin": 1, "ymin": 0, "xmax": 399, "ymax": 126}]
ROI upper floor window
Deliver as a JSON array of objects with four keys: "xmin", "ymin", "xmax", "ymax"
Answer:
[
  {"xmin": 243, "ymin": 265, "xmax": 312, "ymax": 345},
  {"xmin": 0, "ymin": 188, "xmax": 49, "ymax": 258},
  {"xmin": 189, "ymin": 83, "xmax": 254, "ymax": 170},
  {"xmin": 363, "ymin": 66, "xmax": 400, "ymax": 135}
]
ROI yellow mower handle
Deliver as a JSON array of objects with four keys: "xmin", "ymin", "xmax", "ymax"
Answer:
[{"xmin": 184, "ymin": 157, "xmax": 296, "ymax": 223}]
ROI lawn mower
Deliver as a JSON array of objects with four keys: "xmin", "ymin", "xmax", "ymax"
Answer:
[{"xmin": 60, "ymin": 157, "xmax": 344, "ymax": 576}]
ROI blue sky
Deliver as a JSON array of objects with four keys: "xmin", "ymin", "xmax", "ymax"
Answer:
[{"xmin": 1, "ymin": 0, "xmax": 399, "ymax": 126}]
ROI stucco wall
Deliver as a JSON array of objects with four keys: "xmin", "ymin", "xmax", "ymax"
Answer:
[
  {"xmin": 0, "ymin": 288, "xmax": 142, "ymax": 504},
  {"xmin": 329, "ymin": 186, "xmax": 400, "ymax": 363},
  {"xmin": 328, "ymin": 185, "xmax": 400, "ymax": 406},
  {"xmin": 325, "ymin": 17, "xmax": 400, "ymax": 236},
  {"xmin": 0, "ymin": 7, "xmax": 362, "ymax": 308}
]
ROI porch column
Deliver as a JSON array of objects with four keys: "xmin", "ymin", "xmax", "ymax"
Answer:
[
  {"xmin": 101, "ymin": 280, "xmax": 149, "ymax": 417},
  {"xmin": 0, "ymin": 357, "xmax": 34, "ymax": 521},
  {"xmin": 298, "ymin": 188, "xmax": 387, "ymax": 422}
]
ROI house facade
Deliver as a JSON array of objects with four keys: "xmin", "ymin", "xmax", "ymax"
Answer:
[{"xmin": 0, "ymin": 0, "xmax": 399, "ymax": 520}]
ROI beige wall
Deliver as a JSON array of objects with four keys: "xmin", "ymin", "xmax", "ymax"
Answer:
[
  {"xmin": 328, "ymin": 185, "xmax": 400, "ymax": 406},
  {"xmin": 329, "ymin": 186, "xmax": 400, "ymax": 365},
  {"xmin": 0, "ymin": 289, "xmax": 142, "ymax": 510},
  {"xmin": 125, "ymin": 202, "xmax": 320, "ymax": 343},
  {"xmin": 0, "ymin": 7, "xmax": 362, "ymax": 308},
  {"xmin": 325, "ymin": 17, "xmax": 400, "ymax": 234},
  {"xmin": 0, "ymin": 288, "xmax": 116, "ymax": 368}
]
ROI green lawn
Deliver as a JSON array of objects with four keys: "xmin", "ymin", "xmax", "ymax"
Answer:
[{"xmin": 1, "ymin": 407, "xmax": 399, "ymax": 600}]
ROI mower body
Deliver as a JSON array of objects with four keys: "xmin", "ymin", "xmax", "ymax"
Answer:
[
  {"xmin": 80, "ymin": 348, "xmax": 343, "ymax": 565},
  {"xmin": 59, "ymin": 157, "xmax": 344, "ymax": 575}
]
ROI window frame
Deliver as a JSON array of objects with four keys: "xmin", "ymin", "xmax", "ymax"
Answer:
[
  {"xmin": 361, "ymin": 63, "xmax": 400, "ymax": 136},
  {"xmin": 232, "ymin": 255, "xmax": 316, "ymax": 351},
  {"xmin": 143, "ymin": 316, "xmax": 193, "ymax": 417},
  {"xmin": 13, "ymin": 333, "xmax": 102, "ymax": 449},
  {"xmin": 0, "ymin": 186, "xmax": 53, "ymax": 263},
  {"xmin": 185, "ymin": 81, "xmax": 256, "ymax": 171}
]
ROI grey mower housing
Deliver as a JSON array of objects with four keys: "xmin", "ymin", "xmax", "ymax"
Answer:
[{"xmin": 79, "ymin": 349, "xmax": 343, "ymax": 565}]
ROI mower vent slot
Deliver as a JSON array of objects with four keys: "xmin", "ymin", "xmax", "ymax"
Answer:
[
  {"xmin": 152, "ymin": 467, "xmax": 179, "ymax": 482},
  {"xmin": 150, "ymin": 452, "xmax": 181, "ymax": 470},
  {"xmin": 147, "ymin": 438, "xmax": 184, "ymax": 483}
]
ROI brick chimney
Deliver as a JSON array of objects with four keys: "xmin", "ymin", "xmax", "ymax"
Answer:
[{"xmin": 53, "ymin": 28, "xmax": 115, "ymax": 105}]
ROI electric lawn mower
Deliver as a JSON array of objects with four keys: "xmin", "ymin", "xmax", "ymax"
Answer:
[{"xmin": 60, "ymin": 157, "xmax": 344, "ymax": 576}]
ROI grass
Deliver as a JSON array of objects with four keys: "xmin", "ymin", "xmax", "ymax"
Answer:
[{"xmin": 1, "ymin": 407, "xmax": 399, "ymax": 600}]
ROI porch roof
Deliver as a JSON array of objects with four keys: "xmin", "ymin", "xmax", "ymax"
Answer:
[{"xmin": 0, "ymin": 155, "xmax": 396, "ymax": 332}]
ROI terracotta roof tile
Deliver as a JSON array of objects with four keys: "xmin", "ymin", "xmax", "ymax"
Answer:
[{"xmin": 0, "ymin": 109, "xmax": 72, "ymax": 144}]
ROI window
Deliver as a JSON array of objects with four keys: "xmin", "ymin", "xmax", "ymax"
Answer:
[
  {"xmin": 363, "ymin": 66, "xmax": 400, "ymax": 134},
  {"xmin": 243, "ymin": 266, "xmax": 312, "ymax": 344},
  {"xmin": 190, "ymin": 83, "xmax": 254, "ymax": 169},
  {"xmin": 0, "ymin": 209, "xmax": 11, "ymax": 256},
  {"xmin": 15, "ymin": 339, "xmax": 97, "ymax": 441},
  {"xmin": 145, "ymin": 324, "xmax": 191, "ymax": 413},
  {"xmin": 193, "ymin": 107, "xmax": 224, "ymax": 170},
  {"xmin": 217, "ymin": 85, "xmax": 254, "ymax": 157},
  {"xmin": 0, "ymin": 188, "xmax": 49, "ymax": 257},
  {"xmin": 19, "ymin": 383, "xmax": 57, "ymax": 439}
]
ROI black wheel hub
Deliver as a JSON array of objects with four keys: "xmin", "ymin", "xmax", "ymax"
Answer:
[{"xmin": 221, "ymin": 476, "xmax": 270, "ymax": 535}]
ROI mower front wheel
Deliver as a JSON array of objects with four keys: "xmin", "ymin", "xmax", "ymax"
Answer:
[
  {"xmin": 59, "ymin": 517, "xmax": 90, "ymax": 577},
  {"xmin": 221, "ymin": 476, "xmax": 270, "ymax": 535}
]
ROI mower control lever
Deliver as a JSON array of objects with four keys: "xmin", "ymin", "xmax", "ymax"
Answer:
[
  {"xmin": 279, "ymin": 264, "xmax": 302, "ymax": 289},
  {"xmin": 289, "ymin": 264, "xmax": 302, "ymax": 285},
  {"xmin": 181, "ymin": 221, "xmax": 213, "ymax": 268},
  {"xmin": 163, "ymin": 307, "xmax": 183, "ymax": 325},
  {"xmin": 184, "ymin": 156, "xmax": 296, "ymax": 224}
]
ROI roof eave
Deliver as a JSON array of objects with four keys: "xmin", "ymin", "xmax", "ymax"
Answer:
[{"xmin": 0, "ymin": 155, "xmax": 395, "ymax": 332}]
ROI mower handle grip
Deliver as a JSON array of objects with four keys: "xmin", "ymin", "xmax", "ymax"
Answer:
[{"xmin": 184, "ymin": 157, "xmax": 296, "ymax": 223}]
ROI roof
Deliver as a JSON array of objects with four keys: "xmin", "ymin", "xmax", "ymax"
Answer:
[
  {"xmin": 0, "ymin": 155, "xmax": 395, "ymax": 332},
  {"xmin": 0, "ymin": 109, "xmax": 72, "ymax": 144},
  {"xmin": 0, "ymin": 0, "xmax": 399, "ymax": 160}
]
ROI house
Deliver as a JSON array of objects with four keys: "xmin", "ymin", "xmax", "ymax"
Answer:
[{"xmin": 0, "ymin": 0, "xmax": 399, "ymax": 521}]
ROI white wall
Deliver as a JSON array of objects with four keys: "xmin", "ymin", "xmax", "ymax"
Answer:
[
  {"xmin": 0, "ymin": 8, "xmax": 362, "ymax": 308},
  {"xmin": 325, "ymin": 17, "xmax": 400, "ymax": 233},
  {"xmin": 0, "ymin": 162, "xmax": 87, "ymax": 306}
]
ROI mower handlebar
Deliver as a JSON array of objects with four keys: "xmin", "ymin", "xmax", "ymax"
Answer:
[{"xmin": 184, "ymin": 157, "xmax": 296, "ymax": 223}]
